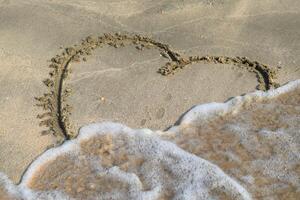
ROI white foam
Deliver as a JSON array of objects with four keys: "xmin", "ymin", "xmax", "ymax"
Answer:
[
  {"xmin": 20, "ymin": 139, "xmax": 80, "ymax": 187},
  {"xmin": 176, "ymin": 79, "xmax": 300, "ymax": 126},
  {"xmin": 0, "ymin": 172, "xmax": 22, "ymax": 198},
  {"xmin": 0, "ymin": 172, "xmax": 73, "ymax": 200},
  {"xmin": 1, "ymin": 79, "xmax": 300, "ymax": 199},
  {"xmin": 2, "ymin": 122, "xmax": 252, "ymax": 200},
  {"xmin": 165, "ymin": 79, "xmax": 300, "ymax": 198}
]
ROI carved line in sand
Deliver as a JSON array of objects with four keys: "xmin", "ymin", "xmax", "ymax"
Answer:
[{"xmin": 35, "ymin": 33, "xmax": 280, "ymax": 143}]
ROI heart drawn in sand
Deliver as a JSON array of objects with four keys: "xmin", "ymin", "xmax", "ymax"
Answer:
[{"xmin": 35, "ymin": 33, "xmax": 280, "ymax": 143}]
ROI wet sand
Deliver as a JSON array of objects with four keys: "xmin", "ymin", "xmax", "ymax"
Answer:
[
  {"xmin": 0, "ymin": 0, "xmax": 300, "ymax": 185},
  {"xmin": 0, "ymin": 80, "xmax": 299, "ymax": 200},
  {"xmin": 163, "ymin": 84, "xmax": 300, "ymax": 199}
]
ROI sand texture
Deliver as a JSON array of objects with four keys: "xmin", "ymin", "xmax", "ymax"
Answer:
[
  {"xmin": 0, "ymin": 80, "xmax": 299, "ymax": 199},
  {"xmin": 0, "ymin": 0, "xmax": 299, "ymax": 193}
]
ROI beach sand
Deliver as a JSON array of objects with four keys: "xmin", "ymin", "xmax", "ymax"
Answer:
[
  {"xmin": 0, "ymin": 0, "xmax": 299, "ymax": 186},
  {"xmin": 0, "ymin": 81, "xmax": 299, "ymax": 199}
]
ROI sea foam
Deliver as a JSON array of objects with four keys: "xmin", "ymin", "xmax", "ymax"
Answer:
[
  {"xmin": 1, "ymin": 122, "xmax": 251, "ymax": 199},
  {"xmin": 1, "ymin": 80, "xmax": 300, "ymax": 200},
  {"xmin": 163, "ymin": 79, "xmax": 300, "ymax": 199}
]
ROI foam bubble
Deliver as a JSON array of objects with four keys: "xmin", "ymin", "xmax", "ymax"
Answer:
[
  {"xmin": 0, "ymin": 172, "xmax": 72, "ymax": 200},
  {"xmin": 1, "ymin": 79, "xmax": 300, "ymax": 200},
  {"xmin": 10, "ymin": 122, "xmax": 250, "ymax": 200},
  {"xmin": 177, "ymin": 79, "xmax": 300, "ymax": 126},
  {"xmin": 164, "ymin": 79, "xmax": 300, "ymax": 199}
]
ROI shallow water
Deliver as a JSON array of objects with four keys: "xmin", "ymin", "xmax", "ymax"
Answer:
[
  {"xmin": 0, "ymin": 80, "xmax": 299, "ymax": 200},
  {"xmin": 163, "ymin": 83, "xmax": 300, "ymax": 199}
]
